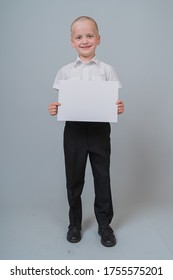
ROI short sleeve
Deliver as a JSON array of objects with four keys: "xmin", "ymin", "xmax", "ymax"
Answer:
[
  {"xmin": 52, "ymin": 69, "xmax": 63, "ymax": 90},
  {"xmin": 107, "ymin": 65, "xmax": 122, "ymax": 88}
]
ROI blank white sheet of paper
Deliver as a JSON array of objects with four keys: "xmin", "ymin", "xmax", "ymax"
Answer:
[{"xmin": 57, "ymin": 80, "xmax": 119, "ymax": 123}]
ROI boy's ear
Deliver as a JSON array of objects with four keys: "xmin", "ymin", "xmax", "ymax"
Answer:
[
  {"xmin": 97, "ymin": 35, "xmax": 101, "ymax": 45},
  {"xmin": 71, "ymin": 38, "xmax": 75, "ymax": 48}
]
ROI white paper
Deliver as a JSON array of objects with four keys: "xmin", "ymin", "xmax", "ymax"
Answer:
[{"xmin": 57, "ymin": 80, "xmax": 119, "ymax": 123}]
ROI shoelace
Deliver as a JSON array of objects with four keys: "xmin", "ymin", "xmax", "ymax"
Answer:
[
  {"xmin": 68, "ymin": 225, "xmax": 81, "ymax": 231},
  {"xmin": 100, "ymin": 225, "xmax": 113, "ymax": 233}
]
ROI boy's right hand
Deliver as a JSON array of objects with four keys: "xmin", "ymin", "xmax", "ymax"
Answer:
[{"xmin": 48, "ymin": 102, "xmax": 61, "ymax": 116}]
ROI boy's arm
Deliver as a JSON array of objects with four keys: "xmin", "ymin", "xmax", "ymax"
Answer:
[
  {"xmin": 116, "ymin": 99, "xmax": 124, "ymax": 115},
  {"xmin": 48, "ymin": 102, "xmax": 61, "ymax": 116}
]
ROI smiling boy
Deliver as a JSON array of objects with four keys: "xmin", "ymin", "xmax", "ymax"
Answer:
[
  {"xmin": 48, "ymin": 16, "xmax": 124, "ymax": 247},
  {"xmin": 71, "ymin": 16, "xmax": 100, "ymax": 61}
]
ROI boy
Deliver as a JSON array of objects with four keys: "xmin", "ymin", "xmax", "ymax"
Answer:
[{"xmin": 48, "ymin": 16, "xmax": 124, "ymax": 247}]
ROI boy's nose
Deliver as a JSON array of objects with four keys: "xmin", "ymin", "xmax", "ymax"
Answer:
[{"xmin": 82, "ymin": 38, "xmax": 88, "ymax": 45}]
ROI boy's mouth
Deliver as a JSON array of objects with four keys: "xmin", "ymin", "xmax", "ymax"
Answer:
[{"xmin": 80, "ymin": 45, "xmax": 92, "ymax": 49}]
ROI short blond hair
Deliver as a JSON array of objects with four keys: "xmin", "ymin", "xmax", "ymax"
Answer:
[{"xmin": 70, "ymin": 16, "xmax": 99, "ymax": 35}]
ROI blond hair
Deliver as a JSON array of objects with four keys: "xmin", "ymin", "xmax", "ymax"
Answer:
[{"xmin": 70, "ymin": 16, "xmax": 99, "ymax": 35}]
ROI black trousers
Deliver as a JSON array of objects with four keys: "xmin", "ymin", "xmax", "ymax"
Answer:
[{"xmin": 63, "ymin": 121, "xmax": 113, "ymax": 227}]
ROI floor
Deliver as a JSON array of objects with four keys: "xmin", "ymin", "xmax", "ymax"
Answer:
[{"xmin": 0, "ymin": 195, "xmax": 173, "ymax": 260}]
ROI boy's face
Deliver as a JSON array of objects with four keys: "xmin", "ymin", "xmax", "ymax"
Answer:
[{"xmin": 71, "ymin": 20, "xmax": 100, "ymax": 61}]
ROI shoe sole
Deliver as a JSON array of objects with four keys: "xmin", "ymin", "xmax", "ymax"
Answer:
[
  {"xmin": 100, "ymin": 238, "xmax": 116, "ymax": 247},
  {"xmin": 67, "ymin": 235, "xmax": 81, "ymax": 243}
]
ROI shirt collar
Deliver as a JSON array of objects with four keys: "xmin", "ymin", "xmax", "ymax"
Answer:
[{"xmin": 74, "ymin": 56, "xmax": 100, "ymax": 67}]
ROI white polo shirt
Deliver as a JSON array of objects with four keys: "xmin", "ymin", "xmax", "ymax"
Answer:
[{"xmin": 53, "ymin": 57, "xmax": 122, "ymax": 90}]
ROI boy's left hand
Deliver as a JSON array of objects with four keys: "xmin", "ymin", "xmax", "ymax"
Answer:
[{"xmin": 116, "ymin": 99, "xmax": 124, "ymax": 115}]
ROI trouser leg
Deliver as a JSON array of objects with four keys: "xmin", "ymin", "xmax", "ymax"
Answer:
[
  {"xmin": 88, "ymin": 123, "xmax": 113, "ymax": 226},
  {"xmin": 64, "ymin": 122, "xmax": 88, "ymax": 227}
]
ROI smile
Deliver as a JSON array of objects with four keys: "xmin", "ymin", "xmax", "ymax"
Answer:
[{"xmin": 80, "ymin": 45, "xmax": 92, "ymax": 49}]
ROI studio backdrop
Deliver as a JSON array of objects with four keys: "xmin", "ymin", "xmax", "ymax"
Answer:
[{"xmin": 0, "ymin": 0, "xmax": 173, "ymax": 259}]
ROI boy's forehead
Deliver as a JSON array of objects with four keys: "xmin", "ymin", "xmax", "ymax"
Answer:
[{"xmin": 71, "ymin": 20, "xmax": 98, "ymax": 33}]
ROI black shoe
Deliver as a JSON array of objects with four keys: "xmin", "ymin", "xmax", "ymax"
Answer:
[
  {"xmin": 67, "ymin": 226, "xmax": 81, "ymax": 243},
  {"xmin": 98, "ymin": 225, "xmax": 116, "ymax": 247}
]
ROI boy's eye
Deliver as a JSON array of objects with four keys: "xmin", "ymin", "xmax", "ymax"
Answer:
[{"xmin": 75, "ymin": 34, "xmax": 94, "ymax": 40}]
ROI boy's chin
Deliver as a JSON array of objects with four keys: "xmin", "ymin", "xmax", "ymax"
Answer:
[{"xmin": 79, "ymin": 52, "xmax": 95, "ymax": 59}]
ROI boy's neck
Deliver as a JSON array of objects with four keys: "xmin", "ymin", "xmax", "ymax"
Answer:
[{"xmin": 79, "ymin": 54, "xmax": 96, "ymax": 62}]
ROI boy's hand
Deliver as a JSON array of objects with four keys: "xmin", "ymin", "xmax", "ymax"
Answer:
[
  {"xmin": 48, "ymin": 102, "xmax": 61, "ymax": 116},
  {"xmin": 116, "ymin": 99, "xmax": 124, "ymax": 115}
]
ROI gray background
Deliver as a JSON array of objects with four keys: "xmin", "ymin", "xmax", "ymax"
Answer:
[{"xmin": 0, "ymin": 0, "xmax": 173, "ymax": 259}]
